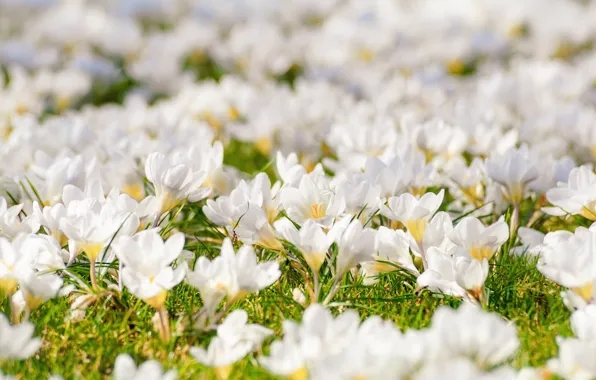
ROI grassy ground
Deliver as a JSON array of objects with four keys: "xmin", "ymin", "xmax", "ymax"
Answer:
[
  {"xmin": 0, "ymin": 211, "xmax": 572, "ymax": 379},
  {"xmin": 0, "ymin": 62, "xmax": 575, "ymax": 379}
]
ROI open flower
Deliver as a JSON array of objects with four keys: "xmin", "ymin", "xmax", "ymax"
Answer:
[
  {"xmin": 113, "ymin": 229, "xmax": 186, "ymax": 309},
  {"xmin": 333, "ymin": 219, "xmax": 376, "ymax": 278},
  {"xmin": 274, "ymin": 218, "xmax": 333, "ymax": 273},
  {"xmin": 145, "ymin": 152, "xmax": 211, "ymax": 218},
  {"xmin": 361, "ymin": 226, "xmax": 418, "ymax": 284},
  {"xmin": 485, "ymin": 146, "xmax": 538, "ymax": 205},
  {"xmin": 544, "ymin": 165, "xmax": 596, "ymax": 220},
  {"xmin": 0, "ymin": 313, "xmax": 41, "ymax": 360},
  {"xmin": 280, "ymin": 172, "xmax": 345, "ymax": 228},
  {"xmin": 112, "ymin": 354, "xmax": 177, "ymax": 380},
  {"xmin": 379, "ymin": 190, "xmax": 444, "ymax": 247},
  {"xmin": 448, "ymin": 217, "xmax": 509, "ymax": 261},
  {"xmin": 186, "ymin": 238, "xmax": 280, "ymax": 308}
]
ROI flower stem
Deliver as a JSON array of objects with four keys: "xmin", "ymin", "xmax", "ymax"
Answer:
[
  {"xmin": 158, "ymin": 306, "xmax": 171, "ymax": 342},
  {"xmin": 510, "ymin": 203, "xmax": 520, "ymax": 240},
  {"xmin": 152, "ymin": 212, "xmax": 162, "ymax": 228},
  {"xmin": 312, "ymin": 271, "xmax": 320, "ymax": 303},
  {"xmin": 89, "ymin": 260, "xmax": 98, "ymax": 290},
  {"xmin": 323, "ymin": 277, "xmax": 341, "ymax": 305}
]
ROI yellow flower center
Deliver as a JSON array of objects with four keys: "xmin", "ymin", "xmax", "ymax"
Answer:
[
  {"xmin": 572, "ymin": 282, "xmax": 593, "ymax": 302},
  {"xmin": 580, "ymin": 202, "xmax": 596, "ymax": 221},
  {"xmin": 255, "ymin": 137, "xmax": 273, "ymax": 156},
  {"xmin": 145, "ymin": 290, "xmax": 168, "ymax": 309},
  {"xmin": 227, "ymin": 106, "xmax": 240, "ymax": 121},
  {"xmin": 215, "ymin": 365, "xmax": 233, "ymax": 380},
  {"xmin": 357, "ymin": 48, "xmax": 375, "ymax": 62},
  {"xmin": 199, "ymin": 111, "xmax": 222, "ymax": 131},
  {"xmin": 0, "ymin": 278, "xmax": 18, "ymax": 296},
  {"xmin": 304, "ymin": 252, "xmax": 326, "ymax": 273},
  {"xmin": 469, "ymin": 246, "xmax": 494, "ymax": 261},
  {"xmin": 24, "ymin": 291, "xmax": 44, "ymax": 312},
  {"xmin": 80, "ymin": 243, "xmax": 104, "ymax": 262},
  {"xmin": 288, "ymin": 367, "xmax": 308, "ymax": 380},
  {"xmin": 122, "ymin": 183, "xmax": 144, "ymax": 201},
  {"xmin": 309, "ymin": 203, "xmax": 326, "ymax": 220},
  {"xmin": 405, "ymin": 219, "xmax": 427, "ymax": 244},
  {"xmin": 56, "ymin": 96, "xmax": 71, "ymax": 112}
]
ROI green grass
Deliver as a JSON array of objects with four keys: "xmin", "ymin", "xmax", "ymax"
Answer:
[
  {"xmin": 0, "ymin": 57, "xmax": 576, "ymax": 379},
  {"xmin": 0, "ymin": 235, "xmax": 571, "ymax": 378}
]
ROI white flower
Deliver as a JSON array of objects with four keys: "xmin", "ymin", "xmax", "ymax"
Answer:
[
  {"xmin": 537, "ymin": 225, "xmax": 595, "ymax": 305},
  {"xmin": 0, "ymin": 237, "xmax": 30, "ymax": 295},
  {"xmin": 448, "ymin": 217, "xmax": 509, "ymax": 262},
  {"xmin": 112, "ymin": 354, "xmax": 177, "ymax": 380},
  {"xmin": 145, "ymin": 152, "xmax": 211, "ymax": 217},
  {"xmin": 454, "ymin": 256, "xmax": 489, "ymax": 302},
  {"xmin": 485, "ymin": 146, "xmax": 539, "ymax": 205},
  {"xmin": 544, "ymin": 165, "xmax": 596, "ymax": 220},
  {"xmin": 547, "ymin": 338, "xmax": 596, "ymax": 380},
  {"xmin": 276, "ymin": 152, "xmax": 307, "ymax": 187},
  {"xmin": 186, "ymin": 238, "xmax": 280, "ymax": 306},
  {"xmin": 416, "ymin": 247, "xmax": 467, "ymax": 299},
  {"xmin": 333, "ymin": 219, "xmax": 376, "ymax": 278},
  {"xmin": 190, "ymin": 336, "xmax": 253, "ymax": 378},
  {"xmin": 233, "ymin": 206, "xmax": 283, "ymax": 251},
  {"xmin": 217, "ymin": 309, "xmax": 273, "ymax": 350},
  {"xmin": 280, "ymin": 172, "xmax": 345, "ymax": 228},
  {"xmin": 274, "ymin": 218, "xmax": 333, "ymax": 273},
  {"xmin": 361, "ymin": 226, "xmax": 418, "ymax": 284},
  {"xmin": 510, "ymin": 227, "xmax": 545, "ymax": 257},
  {"xmin": 18, "ymin": 270, "xmax": 64, "ymax": 312},
  {"xmin": 113, "ymin": 229, "xmax": 186, "ymax": 308},
  {"xmin": 0, "ymin": 313, "xmax": 41, "ymax": 360},
  {"xmin": 25, "ymin": 152, "xmax": 91, "ymax": 206},
  {"xmin": 0, "ymin": 199, "xmax": 40, "ymax": 239},
  {"xmin": 571, "ymin": 305, "xmax": 596, "ymax": 341},
  {"xmin": 429, "ymin": 303, "xmax": 520, "ymax": 366},
  {"xmin": 379, "ymin": 190, "xmax": 444, "ymax": 246}
]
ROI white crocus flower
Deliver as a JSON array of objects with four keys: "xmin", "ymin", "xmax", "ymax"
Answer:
[
  {"xmin": 485, "ymin": 146, "xmax": 539, "ymax": 206},
  {"xmin": 570, "ymin": 305, "xmax": 596, "ymax": 341},
  {"xmin": 361, "ymin": 226, "xmax": 418, "ymax": 285},
  {"xmin": 145, "ymin": 152, "xmax": 211, "ymax": 219},
  {"xmin": 32, "ymin": 201, "xmax": 67, "ymax": 247},
  {"xmin": 25, "ymin": 152, "xmax": 91, "ymax": 206},
  {"xmin": 113, "ymin": 229, "xmax": 186, "ymax": 308},
  {"xmin": 280, "ymin": 172, "xmax": 345, "ymax": 228},
  {"xmin": 537, "ymin": 225, "xmax": 595, "ymax": 306},
  {"xmin": 448, "ymin": 216, "xmax": 509, "ymax": 262},
  {"xmin": 544, "ymin": 165, "xmax": 596, "ymax": 220},
  {"xmin": 416, "ymin": 247, "xmax": 467, "ymax": 299},
  {"xmin": 0, "ymin": 237, "xmax": 30, "ymax": 295},
  {"xmin": 0, "ymin": 198, "xmax": 40, "ymax": 239},
  {"xmin": 113, "ymin": 229, "xmax": 186, "ymax": 341},
  {"xmin": 190, "ymin": 337, "xmax": 253, "ymax": 380},
  {"xmin": 112, "ymin": 354, "xmax": 177, "ymax": 380},
  {"xmin": 274, "ymin": 218, "xmax": 333, "ymax": 273},
  {"xmin": 0, "ymin": 313, "xmax": 41, "ymax": 360},
  {"xmin": 333, "ymin": 219, "xmax": 376, "ymax": 280},
  {"xmin": 454, "ymin": 256, "xmax": 489, "ymax": 303},
  {"xmin": 17, "ymin": 270, "xmax": 64, "ymax": 312},
  {"xmin": 217, "ymin": 309, "xmax": 273, "ymax": 350},
  {"xmin": 233, "ymin": 206, "xmax": 283, "ymax": 251},
  {"xmin": 186, "ymin": 238, "xmax": 280, "ymax": 308},
  {"xmin": 275, "ymin": 152, "xmax": 307, "ymax": 188},
  {"xmin": 547, "ymin": 338, "xmax": 596, "ymax": 380},
  {"xmin": 60, "ymin": 193, "xmax": 140, "ymax": 288},
  {"xmin": 429, "ymin": 303, "xmax": 520, "ymax": 367},
  {"xmin": 379, "ymin": 190, "xmax": 444, "ymax": 265}
]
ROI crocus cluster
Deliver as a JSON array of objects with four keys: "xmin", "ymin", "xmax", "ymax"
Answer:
[{"xmin": 2, "ymin": 0, "xmax": 596, "ymax": 379}]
